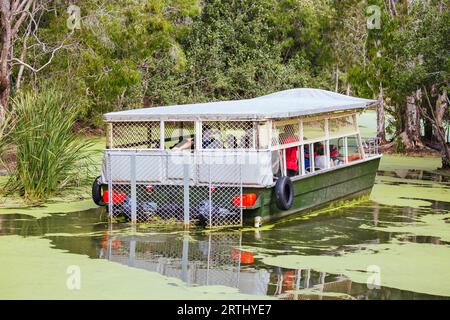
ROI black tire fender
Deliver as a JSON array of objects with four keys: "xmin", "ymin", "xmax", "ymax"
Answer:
[
  {"xmin": 274, "ymin": 176, "xmax": 294, "ymax": 210},
  {"xmin": 92, "ymin": 176, "xmax": 106, "ymax": 206}
]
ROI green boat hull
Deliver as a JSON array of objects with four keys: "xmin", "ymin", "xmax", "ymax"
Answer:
[{"xmin": 243, "ymin": 157, "xmax": 381, "ymax": 224}]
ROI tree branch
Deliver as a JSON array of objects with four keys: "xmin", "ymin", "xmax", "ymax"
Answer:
[
  {"xmin": 11, "ymin": 0, "xmax": 34, "ymax": 38},
  {"xmin": 9, "ymin": 42, "xmax": 67, "ymax": 73}
]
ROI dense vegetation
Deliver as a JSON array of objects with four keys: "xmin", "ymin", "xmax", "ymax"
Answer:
[
  {"xmin": 7, "ymin": 86, "xmax": 94, "ymax": 201},
  {"xmin": 0, "ymin": 0, "xmax": 449, "ymax": 200}
]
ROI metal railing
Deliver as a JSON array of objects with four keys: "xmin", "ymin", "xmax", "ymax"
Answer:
[
  {"xmin": 104, "ymin": 150, "xmax": 244, "ymax": 227},
  {"xmin": 362, "ymin": 137, "xmax": 381, "ymax": 157}
]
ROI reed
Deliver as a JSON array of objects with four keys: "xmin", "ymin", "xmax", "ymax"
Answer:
[{"xmin": 7, "ymin": 86, "xmax": 94, "ymax": 202}]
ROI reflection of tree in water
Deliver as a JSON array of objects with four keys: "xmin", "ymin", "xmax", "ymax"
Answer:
[{"xmin": 0, "ymin": 208, "xmax": 107, "ymax": 258}]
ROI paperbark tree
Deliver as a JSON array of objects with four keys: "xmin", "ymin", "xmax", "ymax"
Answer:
[
  {"xmin": 420, "ymin": 88, "xmax": 450, "ymax": 169},
  {"xmin": 403, "ymin": 89, "xmax": 423, "ymax": 149},
  {"xmin": 0, "ymin": 0, "xmax": 35, "ymax": 119},
  {"xmin": 377, "ymin": 84, "xmax": 387, "ymax": 143},
  {"xmin": 0, "ymin": 0, "xmax": 65, "ymax": 119}
]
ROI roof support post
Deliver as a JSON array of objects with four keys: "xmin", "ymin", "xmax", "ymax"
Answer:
[
  {"xmin": 183, "ymin": 155, "xmax": 190, "ymax": 229},
  {"xmin": 107, "ymin": 123, "xmax": 113, "ymax": 149},
  {"xmin": 107, "ymin": 152, "xmax": 113, "ymax": 219},
  {"xmin": 195, "ymin": 121, "xmax": 202, "ymax": 150},
  {"xmin": 344, "ymin": 137, "xmax": 349, "ymax": 164},
  {"xmin": 299, "ymin": 120, "xmax": 304, "ymax": 175},
  {"xmin": 159, "ymin": 120, "xmax": 165, "ymax": 150},
  {"xmin": 130, "ymin": 153, "xmax": 137, "ymax": 223},
  {"xmin": 268, "ymin": 120, "xmax": 273, "ymax": 148},
  {"xmin": 354, "ymin": 114, "xmax": 366, "ymax": 159},
  {"xmin": 324, "ymin": 119, "xmax": 330, "ymax": 169},
  {"xmin": 310, "ymin": 143, "xmax": 315, "ymax": 173},
  {"xmin": 252, "ymin": 121, "xmax": 257, "ymax": 150}
]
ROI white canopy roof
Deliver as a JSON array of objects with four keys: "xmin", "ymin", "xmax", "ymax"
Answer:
[{"xmin": 104, "ymin": 88, "xmax": 378, "ymax": 121}]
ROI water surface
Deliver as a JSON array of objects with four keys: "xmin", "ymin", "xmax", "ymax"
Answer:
[{"xmin": 1, "ymin": 168, "xmax": 450, "ymax": 299}]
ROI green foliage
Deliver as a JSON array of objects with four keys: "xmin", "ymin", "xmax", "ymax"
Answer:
[
  {"xmin": 27, "ymin": 0, "xmax": 200, "ymax": 125},
  {"xmin": 10, "ymin": 0, "xmax": 449, "ymax": 137},
  {"xmin": 357, "ymin": 2, "xmax": 448, "ymax": 96},
  {"xmin": 4, "ymin": 0, "xmax": 448, "ymax": 202},
  {"xmin": 6, "ymin": 86, "xmax": 95, "ymax": 203},
  {"xmin": 19, "ymin": 0, "xmax": 335, "ymax": 117},
  {"xmin": 178, "ymin": 0, "xmax": 330, "ymax": 102}
]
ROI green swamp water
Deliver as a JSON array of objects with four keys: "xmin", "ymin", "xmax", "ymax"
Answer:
[{"xmin": 1, "ymin": 160, "xmax": 450, "ymax": 299}]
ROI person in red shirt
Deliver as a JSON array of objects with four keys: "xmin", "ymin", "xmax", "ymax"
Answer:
[{"xmin": 280, "ymin": 125, "xmax": 299, "ymax": 177}]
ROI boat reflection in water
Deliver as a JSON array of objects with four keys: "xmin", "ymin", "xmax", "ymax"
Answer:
[
  {"xmin": 99, "ymin": 230, "xmax": 270, "ymax": 296},
  {"xmin": 97, "ymin": 229, "xmax": 354, "ymax": 299}
]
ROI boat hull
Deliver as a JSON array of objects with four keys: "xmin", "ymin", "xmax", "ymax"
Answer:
[{"xmin": 243, "ymin": 156, "xmax": 381, "ymax": 224}]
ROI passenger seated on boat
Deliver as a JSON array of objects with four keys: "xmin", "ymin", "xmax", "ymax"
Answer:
[
  {"xmin": 315, "ymin": 155, "xmax": 327, "ymax": 169},
  {"xmin": 239, "ymin": 128, "xmax": 253, "ymax": 148},
  {"xmin": 304, "ymin": 143, "xmax": 319, "ymax": 171},
  {"xmin": 171, "ymin": 137, "xmax": 194, "ymax": 150},
  {"xmin": 202, "ymin": 125, "xmax": 223, "ymax": 149},
  {"xmin": 304, "ymin": 144, "xmax": 312, "ymax": 171},
  {"xmin": 330, "ymin": 145, "xmax": 339, "ymax": 159},
  {"xmin": 226, "ymin": 134, "xmax": 238, "ymax": 148},
  {"xmin": 280, "ymin": 125, "xmax": 299, "ymax": 177},
  {"xmin": 170, "ymin": 136, "xmax": 183, "ymax": 149},
  {"xmin": 330, "ymin": 145, "xmax": 340, "ymax": 166},
  {"xmin": 314, "ymin": 142, "xmax": 326, "ymax": 170}
]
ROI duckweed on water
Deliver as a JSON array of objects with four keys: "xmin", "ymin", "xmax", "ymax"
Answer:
[
  {"xmin": 241, "ymin": 195, "xmax": 371, "ymax": 232},
  {"xmin": 379, "ymin": 155, "xmax": 441, "ymax": 172},
  {"xmin": 0, "ymin": 199, "xmax": 97, "ymax": 219},
  {"xmin": 262, "ymin": 241, "xmax": 450, "ymax": 297},
  {"xmin": 376, "ymin": 175, "xmax": 450, "ymax": 186},
  {"xmin": 361, "ymin": 212, "xmax": 450, "ymax": 242},
  {"xmin": 0, "ymin": 235, "xmax": 273, "ymax": 300},
  {"xmin": 371, "ymin": 178, "xmax": 450, "ymax": 207}
]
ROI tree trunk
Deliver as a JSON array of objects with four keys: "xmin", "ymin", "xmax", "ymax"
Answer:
[
  {"xmin": 424, "ymin": 119, "xmax": 433, "ymax": 140},
  {"xmin": 388, "ymin": 0, "xmax": 398, "ymax": 17},
  {"xmin": 15, "ymin": 26, "xmax": 32, "ymax": 91},
  {"xmin": 434, "ymin": 91, "xmax": 446, "ymax": 143},
  {"xmin": 346, "ymin": 82, "xmax": 351, "ymax": 95},
  {"xmin": 0, "ymin": 1, "xmax": 12, "ymax": 120},
  {"xmin": 335, "ymin": 65, "xmax": 339, "ymax": 93},
  {"xmin": 377, "ymin": 85, "xmax": 387, "ymax": 143},
  {"xmin": 435, "ymin": 91, "xmax": 450, "ymax": 169},
  {"xmin": 403, "ymin": 89, "xmax": 423, "ymax": 149}
]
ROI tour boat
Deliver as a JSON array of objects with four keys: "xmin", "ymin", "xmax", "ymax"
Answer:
[{"xmin": 92, "ymin": 88, "xmax": 381, "ymax": 227}]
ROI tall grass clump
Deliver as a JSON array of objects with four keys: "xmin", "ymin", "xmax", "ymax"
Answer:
[
  {"xmin": 0, "ymin": 110, "xmax": 15, "ymax": 161},
  {"xmin": 7, "ymin": 86, "xmax": 94, "ymax": 202}
]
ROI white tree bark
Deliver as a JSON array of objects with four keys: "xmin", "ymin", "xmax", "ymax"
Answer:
[
  {"xmin": 403, "ymin": 88, "xmax": 423, "ymax": 149},
  {"xmin": 377, "ymin": 84, "xmax": 387, "ymax": 143}
]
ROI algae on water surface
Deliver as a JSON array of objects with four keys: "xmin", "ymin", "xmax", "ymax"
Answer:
[
  {"xmin": 0, "ymin": 235, "xmax": 273, "ymax": 300},
  {"xmin": 262, "ymin": 241, "xmax": 450, "ymax": 297},
  {"xmin": 360, "ymin": 212, "xmax": 450, "ymax": 242},
  {"xmin": 371, "ymin": 176, "xmax": 450, "ymax": 207}
]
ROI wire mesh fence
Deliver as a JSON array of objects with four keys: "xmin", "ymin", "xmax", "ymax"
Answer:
[
  {"xmin": 202, "ymin": 121, "xmax": 255, "ymax": 149},
  {"xmin": 164, "ymin": 121, "xmax": 195, "ymax": 150},
  {"xmin": 105, "ymin": 150, "xmax": 243, "ymax": 228},
  {"xmin": 272, "ymin": 119, "xmax": 300, "ymax": 146},
  {"xmin": 111, "ymin": 121, "xmax": 160, "ymax": 149}
]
